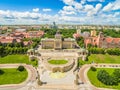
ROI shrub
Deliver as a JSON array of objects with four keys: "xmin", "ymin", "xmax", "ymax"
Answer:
[
  {"xmin": 90, "ymin": 66, "xmax": 96, "ymax": 71},
  {"xmin": 17, "ymin": 65, "xmax": 25, "ymax": 71},
  {"xmin": 0, "ymin": 69, "xmax": 4, "ymax": 75}
]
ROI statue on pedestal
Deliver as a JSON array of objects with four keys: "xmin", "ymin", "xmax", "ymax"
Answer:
[
  {"xmin": 74, "ymin": 73, "xmax": 79, "ymax": 85},
  {"xmin": 36, "ymin": 70, "xmax": 42, "ymax": 86}
]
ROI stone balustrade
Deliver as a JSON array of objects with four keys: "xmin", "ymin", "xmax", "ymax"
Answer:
[{"xmin": 43, "ymin": 59, "xmax": 75, "ymax": 72}]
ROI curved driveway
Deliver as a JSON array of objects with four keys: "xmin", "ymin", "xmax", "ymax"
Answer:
[
  {"xmin": 79, "ymin": 64, "xmax": 120, "ymax": 90},
  {"xmin": 0, "ymin": 64, "xmax": 37, "ymax": 90}
]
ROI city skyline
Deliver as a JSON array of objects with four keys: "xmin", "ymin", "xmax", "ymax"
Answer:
[{"xmin": 0, "ymin": 0, "xmax": 120, "ymax": 25}]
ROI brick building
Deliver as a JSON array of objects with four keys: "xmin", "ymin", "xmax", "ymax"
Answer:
[{"xmin": 84, "ymin": 31, "xmax": 120, "ymax": 48}]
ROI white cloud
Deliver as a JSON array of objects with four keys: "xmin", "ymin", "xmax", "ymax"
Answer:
[
  {"xmin": 103, "ymin": 0, "xmax": 120, "ymax": 11},
  {"xmin": 63, "ymin": 6, "xmax": 75, "ymax": 11},
  {"xmin": 84, "ymin": 3, "xmax": 102, "ymax": 16},
  {"xmin": 62, "ymin": 0, "xmax": 75, "ymax": 5},
  {"xmin": 81, "ymin": 0, "xmax": 86, "ymax": 4},
  {"xmin": 59, "ymin": 5, "xmax": 76, "ymax": 15},
  {"xmin": 0, "ymin": 0, "xmax": 120, "ymax": 26},
  {"xmin": 113, "ymin": 12, "xmax": 120, "ymax": 17},
  {"xmin": 74, "ymin": 3, "xmax": 83, "ymax": 10},
  {"xmin": 32, "ymin": 8, "xmax": 39, "ymax": 12},
  {"xmin": 42, "ymin": 8, "xmax": 52, "ymax": 12},
  {"xmin": 112, "ymin": 0, "xmax": 120, "ymax": 10},
  {"xmin": 84, "ymin": 5, "xmax": 94, "ymax": 11},
  {"xmin": 95, "ymin": 3, "xmax": 102, "ymax": 11},
  {"xmin": 102, "ymin": 3, "xmax": 113, "ymax": 11},
  {"xmin": 87, "ymin": 0, "xmax": 104, "ymax": 2},
  {"xmin": 59, "ymin": 10, "xmax": 76, "ymax": 15}
]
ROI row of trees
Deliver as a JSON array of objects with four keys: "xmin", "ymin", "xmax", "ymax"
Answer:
[
  {"xmin": 28, "ymin": 27, "xmax": 120, "ymax": 37},
  {"xmin": 88, "ymin": 47, "xmax": 120, "ymax": 55},
  {"xmin": 42, "ymin": 29, "xmax": 56, "ymax": 38},
  {"xmin": 106, "ymin": 48, "xmax": 120, "ymax": 55},
  {"xmin": 0, "ymin": 42, "xmax": 24, "ymax": 48},
  {"xmin": 88, "ymin": 47, "xmax": 105, "ymax": 54},
  {"xmin": 0, "ymin": 46, "xmax": 28, "ymax": 57},
  {"xmin": 0, "ymin": 36, "xmax": 42, "ymax": 57},
  {"xmin": 41, "ymin": 28, "xmax": 76, "ymax": 38},
  {"xmin": 60, "ymin": 29, "xmax": 76, "ymax": 38},
  {"xmin": 97, "ymin": 69, "xmax": 120, "ymax": 85},
  {"xmin": 103, "ymin": 29, "xmax": 120, "ymax": 38}
]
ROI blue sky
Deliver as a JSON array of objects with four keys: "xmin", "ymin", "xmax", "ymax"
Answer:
[{"xmin": 0, "ymin": 0, "xmax": 120, "ymax": 25}]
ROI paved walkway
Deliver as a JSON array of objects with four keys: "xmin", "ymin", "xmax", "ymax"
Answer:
[
  {"xmin": 0, "ymin": 64, "xmax": 37, "ymax": 90},
  {"xmin": 79, "ymin": 64, "xmax": 120, "ymax": 90}
]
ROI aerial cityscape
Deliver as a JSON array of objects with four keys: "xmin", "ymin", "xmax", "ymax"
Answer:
[{"xmin": 0, "ymin": 0, "xmax": 120, "ymax": 90}]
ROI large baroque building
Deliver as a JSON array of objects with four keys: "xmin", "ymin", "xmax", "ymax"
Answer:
[{"xmin": 41, "ymin": 31, "xmax": 77, "ymax": 49}]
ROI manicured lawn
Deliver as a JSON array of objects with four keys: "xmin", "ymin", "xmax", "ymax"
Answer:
[
  {"xmin": 48, "ymin": 60, "xmax": 68, "ymax": 65},
  {"xmin": 79, "ymin": 54, "xmax": 120, "ymax": 66},
  {"xmin": 0, "ymin": 68, "xmax": 28, "ymax": 85},
  {"xmin": 87, "ymin": 68, "xmax": 120, "ymax": 89},
  {"xmin": 0, "ymin": 55, "xmax": 29, "ymax": 64},
  {"xmin": 0, "ymin": 55, "xmax": 38, "ymax": 67}
]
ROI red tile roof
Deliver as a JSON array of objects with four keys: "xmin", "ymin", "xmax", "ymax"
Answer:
[
  {"xmin": 105, "ymin": 38, "xmax": 120, "ymax": 43},
  {"xmin": 73, "ymin": 33, "xmax": 81, "ymax": 38},
  {"xmin": 0, "ymin": 39, "xmax": 14, "ymax": 43}
]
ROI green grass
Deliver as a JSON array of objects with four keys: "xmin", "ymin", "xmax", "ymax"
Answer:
[
  {"xmin": 0, "ymin": 55, "xmax": 38, "ymax": 67},
  {"xmin": 0, "ymin": 68, "xmax": 28, "ymax": 85},
  {"xmin": 48, "ymin": 60, "xmax": 68, "ymax": 65},
  {"xmin": 30, "ymin": 59, "xmax": 38, "ymax": 67},
  {"xmin": 87, "ymin": 68, "xmax": 120, "ymax": 89},
  {"xmin": 0, "ymin": 55, "xmax": 29, "ymax": 64},
  {"xmin": 79, "ymin": 54, "xmax": 120, "ymax": 66}
]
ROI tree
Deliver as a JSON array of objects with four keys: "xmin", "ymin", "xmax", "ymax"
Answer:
[
  {"xmin": 76, "ymin": 37, "xmax": 84, "ymax": 47},
  {"xmin": 113, "ymin": 69, "xmax": 120, "ymax": 82},
  {"xmin": 87, "ymin": 44, "xmax": 92, "ymax": 48},
  {"xmin": 97, "ymin": 70, "xmax": 118, "ymax": 85},
  {"xmin": 17, "ymin": 65, "xmax": 25, "ymax": 71},
  {"xmin": 0, "ymin": 46, "xmax": 4, "ymax": 56}
]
